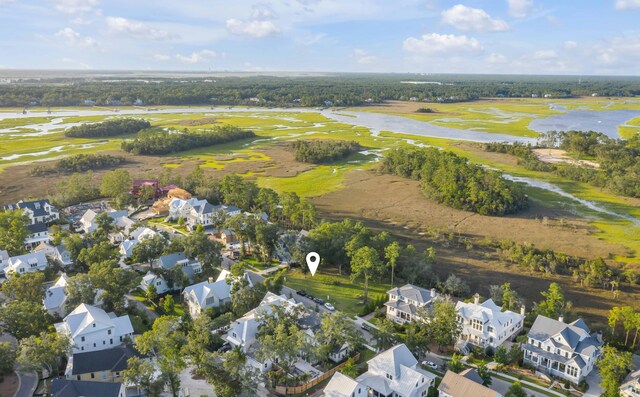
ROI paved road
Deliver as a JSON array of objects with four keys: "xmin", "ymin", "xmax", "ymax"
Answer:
[{"xmin": 13, "ymin": 371, "xmax": 37, "ymax": 397}]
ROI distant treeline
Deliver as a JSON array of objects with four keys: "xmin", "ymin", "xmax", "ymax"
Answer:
[
  {"xmin": 291, "ymin": 139, "xmax": 361, "ymax": 164},
  {"xmin": 380, "ymin": 146, "xmax": 528, "ymax": 215},
  {"xmin": 31, "ymin": 154, "xmax": 126, "ymax": 176},
  {"xmin": 485, "ymin": 131, "xmax": 640, "ymax": 197},
  {"xmin": 121, "ymin": 125, "xmax": 255, "ymax": 155},
  {"xmin": 65, "ymin": 118, "xmax": 150, "ymax": 138},
  {"xmin": 2, "ymin": 74, "xmax": 640, "ymax": 108}
]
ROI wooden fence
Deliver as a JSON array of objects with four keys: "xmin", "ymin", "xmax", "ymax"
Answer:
[{"xmin": 274, "ymin": 352, "xmax": 360, "ymax": 395}]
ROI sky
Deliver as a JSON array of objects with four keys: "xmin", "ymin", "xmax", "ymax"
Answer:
[{"xmin": 1, "ymin": 0, "xmax": 640, "ymax": 75}]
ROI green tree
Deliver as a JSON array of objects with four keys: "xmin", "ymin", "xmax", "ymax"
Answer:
[
  {"xmin": 64, "ymin": 274, "xmax": 97, "ymax": 312},
  {"xmin": 1, "ymin": 272, "xmax": 45, "ymax": 302},
  {"xmin": 145, "ymin": 284, "xmax": 158, "ymax": 303},
  {"xmin": 350, "ymin": 246, "xmax": 385, "ymax": 304},
  {"xmin": 132, "ymin": 234, "xmax": 167, "ymax": 265},
  {"xmin": 403, "ymin": 321, "xmax": 430, "ymax": 358},
  {"xmin": 89, "ymin": 261, "xmax": 141, "ymax": 312},
  {"xmin": 163, "ymin": 295, "xmax": 175, "ymax": 313},
  {"xmin": 256, "ymin": 322, "xmax": 306, "ymax": 383},
  {"xmin": 255, "ymin": 222, "xmax": 279, "ymax": 264},
  {"xmin": 340, "ymin": 357, "xmax": 359, "ymax": 378},
  {"xmin": 477, "ymin": 362, "xmax": 492, "ymax": 386},
  {"xmin": 504, "ymin": 382, "xmax": 527, "ymax": 397},
  {"xmin": 448, "ymin": 354, "xmax": 464, "ymax": 373},
  {"xmin": 185, "ymin": 314, "xmax": 219, "ymax": 374},
  {"xmin": 100, "ymin": 169, "xmax": 132, "ymax": 198},
  {"xmin": 423, "ymin": 299, "xmax": 462, "ymax": 352},
  {"xmin": 92, "ymin": 212, "xmax": 115, "ymax": 241},
  {"xmin": 0, "ymin": 301, "xmax": 50, "ymax": 339},
  {"xmin": 183, "ymin": 225, "xmax": 222, "ymax": 270},
  {"xmin": 494, "ymin": 345, "xmax": 509, "ymax": 365},
  {"xmin": 384, "ymin": 241, "xmax": 400, "ymax": 286},
  {"xmin": 371, "ymin": 318, "xmax": 398, "ymax": 351},
  {"xmin": 136, "ymin": 316, "xmax": 187, "ymax": 397},
  {"xmin": 0, "ymin": 342, "xmax": 16, "ymax": 375},
  {"xmin": 124, "ymin": 356, "xmax": 164, "ymax": 397},
  {"xmin": 0, "ymin": 210, "xmax": 29, "ymax": 255},
  {"xmin": 76, "ymin": 241, "xmax": 119, "ymax": 268},
  {"xmin": 16, "ymin": 332, "xmax": 70, "ymax": 373},
  {"xmin": 535, "ymin": 282, "xmax": 570, "ymax": 320},
  {"xmin": 600, "ymin": 345, "xmax": 632, "ymax": 397},
  {"xmin": 315, "ymin": 312, "xmax": 364, "ymax": 363}
]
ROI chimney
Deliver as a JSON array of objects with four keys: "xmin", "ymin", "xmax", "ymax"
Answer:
[
  {"xmin": 558, "ymin": 315, "xmax": 564, "ymax": 323},
  {"xmin": 430, "ymin": 288, "xmax": 436, "ymax": 298},
  {"xmin": 520, "ymin": 305, "xmax": 526, "ymax": 316},
  {"xmin": 208, "ymin": 277, "xmax": 214, "ymax": 284},
  {"xmin": 474, "ymin": 293, "xmax": 480, "ymax": 305}
]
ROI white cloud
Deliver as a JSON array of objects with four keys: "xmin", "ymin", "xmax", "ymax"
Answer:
[
  {"xmin": 175, "ymin": 50, "xmax": 217, "ymax": 63},
  {"xmin": 532, "ymin": 49, "xmax": 558, "ymax": 60},
  {"xmin": 486, "ymin": 53, "xmax": 508, "ymax": 63},
  {"xmin": 152, "ymin": 54, "xmax": 172, "ymax": 62},
  {"xmin": 54, "ymin": 27, "xmax": 98, "ymax": 47},
  {"xmin": 507, "ymin": 0, "xmax": 534, "ymax": 18},
  {"xmin": 564, "ymin": 40, "xmax": 578, "ymax": 49},
  {"xmin": 71, "ymin": 17, "xmax": 92, "ymax": 25},
  {"xmin": 351, "ymin": 49, "xmax": 377, "ymax": 64},
  {"xmin": 295, "ymin": 33, "xmax": 327, "ymax": 46},
  {"xmin": 441, "ymin": 5, "xmax": 510, "ymax": 33},
  {"xmin": 615, "ymin": 0, "xmax": 640, "ymax": 10},
  {"xmin": 403, "ymin": 33, "xmax": 483, "ymax": 55},
  {"xmin": 251, "ymin": 4, "xmax": 277, "ymax": 20},
  {"xmin": 226, "ymin": 18, "xmax": 280, "ymax": 38},
  {"xmin": 55, "ymin": 0, "xmax": 99, "ymax": 14},
  {"xmin": 106, "ymin": 16, "xmax": 179, "ymax": 41}
]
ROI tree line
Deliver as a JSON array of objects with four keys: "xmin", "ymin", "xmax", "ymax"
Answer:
[
  {"xmin": 64, "ymin": 118, "xmax": 150, "ymax": 138},
  {"xmin": 291, "ymin": 139, "xmax": 361, "ymax": 164},
  {"xmin": 486, "ymin": 131, "xmax": 640, "ymax": 198},
  {"xmin": 3, "ymin": 74, "xmax": 640, "ymax": 108},
  {"xmin": 121, "ymin": 125, "xmax": 255, "ymax": 155},
  {"xmin": 30, "ymin": 154, "xmax": 126, "ymax": 176},
  {"xmin": 380, "ymin": 146, "xmax": 529, "ymax": 215}
]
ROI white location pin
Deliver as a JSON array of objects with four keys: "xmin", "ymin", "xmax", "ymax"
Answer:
[{"xmin": 306, "ymin": 252, "xmax": 320, "ymax": 276}]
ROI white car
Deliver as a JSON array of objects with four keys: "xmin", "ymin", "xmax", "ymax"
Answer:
[
  {"xmin": 421, "ymin": 361, "xmax": 438, "ymax": 370},
  {"xmin": 324, "ymin": 302, "xmax": 335, "ymax": 311}
]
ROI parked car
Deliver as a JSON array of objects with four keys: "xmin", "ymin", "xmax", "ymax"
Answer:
[
  {"xmin": 421, "ymin": 361, "xmax": 438, "ymax": 370},
  {"xmin": 361, "ymin": 323, "xmax": 372, "ymax": 332},
  {"xmin": 324, "ymin": 303, "xmax": 335, "ymax": 311},
  {"xmin": 218, "ymin": 343, "xmax": 232, "ymax": 353},
  {"xmin": 313, "ymin": 297, "xmax": 324, "ymax": 304},
  {"xmin": 296, "ymin": 290, "xmax": 307, "ymax": 297}
]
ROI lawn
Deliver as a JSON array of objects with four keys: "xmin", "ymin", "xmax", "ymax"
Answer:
[{"xmin": 284, "ymin": 269, "xmax": 390, "ymax": 315}]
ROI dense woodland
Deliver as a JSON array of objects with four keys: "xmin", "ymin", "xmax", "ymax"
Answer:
[
  {"xmin": 31, "ymin": 154, "xmax": 126, "ymax": 176},
  {"xmin": 485, "ymin": 131, "xmax": 640, "ymax": 198},
  {"xmin": 1, "ymin": 74, "xmax": 640, "ymax": 107},
  {"xmin": 120, "ymin": 125, "xmax": 255, "ymax": 155},
  {"xmin": 381, "ymin": 146, "xmax": 528, "ymax": 215},
  {"xmin": 64, "ymin": 118, "xmax": 150, "ymax": 138},
  {"xmin": 291, "ymin": 139, "xmax": 361, "ymax": 164}
]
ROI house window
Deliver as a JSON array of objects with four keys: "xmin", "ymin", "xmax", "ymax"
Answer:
[
  {"xmin": 108, "ymin": 330, "xmax": 112, "ymax": 335},
  {"xmin": 91, "ymin": 373, "xmax": 95, "ymax": 379},
  {"xmin": 488, "ymin": 326, "xmax": 494, "ymax": 333},
  {"xmin": 567, "ymin": 366, "xmax": 578, "ymax": 378},
  {"xmin": 93, "ymin": 324, "xmax": 96, "ymax": 328},
  {"xmin": 93, "ymin": 343, "xmax": 96, "ymax": 347},
  {"xmin": 102, "ymin": 372, "xmax": 107, "ymax": 380},
  {"xmin": 386, "ymin": 373, "xmax": 393, "ymax": 380},
  {"xmin": 81, "ymin": 336, "xmax": 85, "ymax": 342},
  {"xmin": 472, "ymin": 319, "xmax": 483, "ymax": 331},
  {"xmin": 76, "ymin": 376, "xmax": 81, "ymax": 380},
  {"xmin": 110, "ymin": 339, "xmax": 113, "ymax": 344}
]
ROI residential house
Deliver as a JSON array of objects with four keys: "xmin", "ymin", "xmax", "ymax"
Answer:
[
  {"xmin": 2, "ymin": 251, "xmax": 48, "ymax": 277},
  {"xmin": 44, "ymin": 273, "xmax": 70, "ymax": 317},
  {"xmin": 167, "ymin": 198, "xmax": 208, "ymax": 222},
  {"xmin": 118, "ymin": 227, "xmax": 158, "ymax": 258},
  {"xmin": 324, "ymin": 372, "xmax": 368, "ymax": 397},
  {"xmin": 55, "ymin": 304, "xmax": 134, "ymax": 353},
  {"xmin": 522, "ymin": 315, "xmax": 602, "ymax": 383},
  {"xmin": 65, "ymin": 345, "xmax": 146, "ymax": 383},
  {"xmin": 25, "ymin": 223, "xmax": 50, "ymax": 248},
  {"xmin": 355, "ymin": 344, "xmax": 436, "ymax": 397},
  {"xmin": 53, "ymin": 244, "xmax": 74, "ymax": 267},
  {"xmin": 3, "ymin": 199, "xmax": 59, "ymax": 225},
  {"xmin": 140, "ymin": 272, "xmax": 171, "ymax": 295},
  {"xmin": 156, "ymin": 252, "xmax": 202, "ymax": 281},
  {"xmin": 621, "ymin": 355, "xmax": 640, "ymax": 397},
  {"xmin": 182, "ymin": 277, "xmax": 232, "ymax": 318},
  {"xmin": 132, "ymin": 179, "xmax": 159, "ymax": 197},
  {"xmin": 0, "ymin": 250, "xmax": 9, "ymax": 271},
  {"xmin": 385, "ymin": 284, "xmax": 439, "ymax": 324},
  {"xmin": 438, "ymin": 369, "xmax": 502, "ymax": 397},
  {"xmin": 79, "ymin": 209, "xmax": 129, "ymax": 234},
  {"xmin": 50, "ymin": 379, "xmax": 125, "ymax": 397},
  {"xmin": 456, "ymin": 295, "xmax": 525, "ymax": 351}
]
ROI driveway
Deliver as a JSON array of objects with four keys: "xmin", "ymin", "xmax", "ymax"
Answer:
[
  {"xmin": 125, "ymin": 294, "xmax": 159, "ymax": 320},
  {"xmin": 14, "ymin": 371, "xmax": 38, "ymax": 397},
  {"xmin": 584, "ymin": 369, "xmax": 603, "ymax": 397}
]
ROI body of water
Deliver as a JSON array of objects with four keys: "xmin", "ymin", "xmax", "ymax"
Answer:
[{"xmin": 529, "ymin": 109, "xmax": 640, "ymax": 138}]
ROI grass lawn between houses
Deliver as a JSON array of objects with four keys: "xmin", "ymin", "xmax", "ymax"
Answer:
[{"xmin": 284, "ymin": 269, "xmax": 390, "ymax": 316}]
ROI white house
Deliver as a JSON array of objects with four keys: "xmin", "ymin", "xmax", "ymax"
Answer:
[
  {"xmin": 156, "ymin": 252, "xmax": 202, "ymax": 280},
  {"xmin": 140, "ymin": 272, "xmax": 171, "ymax": 295},
  {"xmin": 182, "ymin": 277, "xmax": 232, "ymax": 318},
  {"xmin": 25, "ymin": 223, "xmax": 51, "ymax": 248},
  {"xmin": 53, "ymin": 244, "xmax": 74, "ymax": 267},
  {"xmin": 44, "ymin": 273, "xmax": 70, "ymax": 317},
  {"xmin": 324, "ymin": 372, "xmax": 368, "ymax": 397},
  {"xmin": 114, "ymin": 226, "xmax": 157, "ymax": 246},
  {"xmin": 355, "ymin": 344, "xmax": 436, "ymax": 397},
  {"xmin": 438, "ymin": 369, "xmax": 502, "ymax": 397},
  {"xmin": 79, "ymin": 210, "xmax": 129, "ymax": 234},
  {"xmin": 4, "ymin": 199, "xmax": 59, "ymax": 225},
  {"xmin": 55, "ymin": 304, "xmax": 134, "ymax": 353},
  {"xmin": 2, "ymin": 251, "xmax": 48, "ymax": 277},
  {"xmin": 118, "ymin": 227, "xmax": 158, "ymax": 258},
  {"xmin": 522, "ymin": 315, "xmax": 602, "ymax": 383},
  {"xmin": 385, "ymin": 284, "xmax": 439, "ymax": 324},
  {"xmin": 456, "ymin": 295, "xmax": 525, "ymax": 351},
  {"xmin": 621, "ymin": 357, "xmax": 640, "ymax": 397}
]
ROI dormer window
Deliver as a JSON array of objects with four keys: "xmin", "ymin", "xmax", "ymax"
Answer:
[
  {"xmin": 386, "ymin": 373, "xmax": 393, "ymax": 380},
  {"xmin": 93, "ymin": 324, "xmax": 96, "ymax": 327}
]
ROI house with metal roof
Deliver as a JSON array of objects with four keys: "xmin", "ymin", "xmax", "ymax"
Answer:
[
  {"xmin": 2, "ymin": 250, "xmax": 48, "ymax": 277},
  {"xmin": 4, "ymin": 199, "xmax": 59, "ymax": 225},
  {"xmin": 324, "ymin": 372, "xmax": 368, "ymax": 397},
  {"xmin": 522, "ymin": 315, "xmax": 602, "ymax": 383},
  {"xmin": 456, "ymin": 295, "xmax": 525, "ymax": 351},
  {"xmin": 65, "ymin": 345, "xmax": 146, "ymax": 383},
  {"xmin": 385, "ymin": 284, "xmax": 439, "ymax": 324},
  {"xmin": 50, "ymin": 379, "xmax": 125, "ymax": 397},
  {"xmin": 55, "ymin": 304, "xmax": 134, "ymax": 353},
  {"xmin": 438, "ymin": 369, "xmax": 502, "ymax": 397},
  {"xmin": 44, "ymin": 273, "xmax": 70, "ymax": 317},
  {"xmin": 25, "ymin": 222, "xmax": 51, "ymax": 248},
  {"xmin": 156, "ymin": 252, "xmax": 202, "ymax": 281},
  {"xmin": 355, "ymin": 344, "xmax": 436, "ymax": 397},
  {"xmin": 140, "ymin": 272, "xmax": 171, "ymax": 295},
  {"xmin": 182, "ymin": 277, "xmax": 232, "ymax": 318}
]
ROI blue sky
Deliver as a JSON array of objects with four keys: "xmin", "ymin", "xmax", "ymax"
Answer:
[{"xmin": 1, "ymin": 0, "xmax": 640, "ymax": 74}]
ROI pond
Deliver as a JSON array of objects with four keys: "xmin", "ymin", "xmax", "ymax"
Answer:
[{"xmin": 528, "ymin": 109, "xmax": 640, "ymax": 139}]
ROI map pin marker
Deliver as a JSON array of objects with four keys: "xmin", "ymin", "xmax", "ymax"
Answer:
[{"xmin": 306, "ymin": 252, "xmax": 320, "ymax": 276}]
